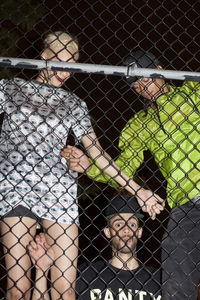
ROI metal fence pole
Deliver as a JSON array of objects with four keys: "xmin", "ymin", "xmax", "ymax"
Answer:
[{"xmin": 0, "ymin": 57, "xmax": 200, "ymax": 81}]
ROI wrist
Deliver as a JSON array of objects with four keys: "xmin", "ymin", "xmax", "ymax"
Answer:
[
  {"xmin": 86, "ymin": 159, "xmax": 95, "ymax": 174},
  {"xmin": 126, "ymin": 179, "xmax": 141, "ymax": 194},
  {"xmin": 86, "ymin": 164, "xmax": 92, "ymax": 172}
]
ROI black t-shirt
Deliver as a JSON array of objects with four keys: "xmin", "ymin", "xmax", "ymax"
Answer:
[{"xmin": 76, "ymin": 261, "xmax": 161, "ymax": 299}]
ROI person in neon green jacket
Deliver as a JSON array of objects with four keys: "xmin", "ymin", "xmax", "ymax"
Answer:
[
  {"xmin": 62, "ymin": 50, "xmax": 200, "ymax": 300},
  {"xmin": 68, "ymin": 79, "xmax": 200, "ymax": 210}
]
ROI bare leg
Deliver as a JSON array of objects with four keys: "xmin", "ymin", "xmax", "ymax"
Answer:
[
  {"xmin": 0, "ymin": 217, "xmax": 37, "ymax": 300},
  {"xmin": 43, "ymin": 220, "xmax": 79, "ymax": 300},
  {"xmin": 28, "ymin": 233, "xmax": 54, "ymax": 300}
]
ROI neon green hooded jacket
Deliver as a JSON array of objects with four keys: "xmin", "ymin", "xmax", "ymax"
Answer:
[{"xmin": 86, "ymin": 81, "xmax": 200, "ymax": 209}]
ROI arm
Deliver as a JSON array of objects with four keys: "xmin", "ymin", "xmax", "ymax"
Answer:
[
  {"xmin": 63, "ymin": 135, "xmax": 165, "ymax": 220},
  {"xmin": 65, "ymin": 115, "xmax": 146, "ymax": 186},
  {"xmin": 81, "ymin": 132, "xmax": 145, "ymax": 194},
  {"xmin": 64, "ymin": 108, "xmax": 165, "ymax": 219},
  {"xmin": 27, "ymin": 233, "xmax": 54, "ymax": 300},
  {"xmin": 61, "ymin": 146, "xmax": 119, "ymax": 188}
]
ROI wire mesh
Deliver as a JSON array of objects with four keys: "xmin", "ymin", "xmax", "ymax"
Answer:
[{"xmin": 0, "ymin": 0, "xmax": 200, "ymax": 299}]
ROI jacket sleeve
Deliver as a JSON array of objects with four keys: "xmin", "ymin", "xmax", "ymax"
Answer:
[{"xmin": 86, "ymin": 115, "xmax": 146, "ymax": 187}]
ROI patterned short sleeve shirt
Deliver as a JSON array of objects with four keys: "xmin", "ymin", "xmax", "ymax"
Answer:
[{"xmin": 0, "ymin": 78, "xmax": 94, "ymax": 224}]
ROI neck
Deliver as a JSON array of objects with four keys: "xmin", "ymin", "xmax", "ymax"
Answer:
[
  {"xmin": 109, "ymin": 251, "xmax": 139, "ymax": 271},
  {"xmin": 154, "ymin": 84, "xmax": 169, "ymax": 100},
  {"xmin": 150, "ymin": 84, "xmax": 170, "ymax": 112}
]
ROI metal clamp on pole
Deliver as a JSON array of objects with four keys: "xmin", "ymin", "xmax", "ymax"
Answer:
[{"xmin": 128, "ymin": 64, "xmax": 200, "ymax": 82}]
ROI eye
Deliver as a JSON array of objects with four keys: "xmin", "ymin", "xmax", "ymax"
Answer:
[
  {"xmin": 114, "ymin": 222, "xmax": 123, "ymax": 229},
  {"xmin": 130, "ymin": 222, "xmax": 136, "ymax": 228},
  {"xmin": 133, "ymin": 85, "xmax": 140, "ymax": 93}
]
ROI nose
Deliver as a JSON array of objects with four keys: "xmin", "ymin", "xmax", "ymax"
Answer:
[{"xmin": 123, "ymin": 224, "xmax": 130, "ymax": 233}]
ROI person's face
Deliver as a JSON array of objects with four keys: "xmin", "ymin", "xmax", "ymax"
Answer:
[
  {"xmin": 40, "ymin": 48, "xmax": 78, "ymax": 87},
  {"xmin": 132, "ymin": 67, "xmax": 166, "ymax": 101},
  {"xmin": 104, "ymin": 213, "xmax": 142, "ymax": 254}
]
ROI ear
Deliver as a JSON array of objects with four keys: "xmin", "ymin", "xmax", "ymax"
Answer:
[
  {"xmin": 104, "ymin": 227, "xmax": 111, "ymax": 239},
  {"xmin": 136, "ymin": 227, "xmax": 143, "ymax": 239}
]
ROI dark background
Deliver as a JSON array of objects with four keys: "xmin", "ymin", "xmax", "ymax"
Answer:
[{"xmin": 0, "ymin": 0, "xmax": 200, "ymax": 295}]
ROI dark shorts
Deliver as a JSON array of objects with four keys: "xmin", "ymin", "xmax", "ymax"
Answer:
[{"xmin": 1, "ymin": 205, "xmax": 40, "ymax": 222}]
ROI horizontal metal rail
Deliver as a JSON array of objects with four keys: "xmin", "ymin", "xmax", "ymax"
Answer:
[{"xmin": 0, "ymin": 57, "xmax": 200, "ymax": 81}]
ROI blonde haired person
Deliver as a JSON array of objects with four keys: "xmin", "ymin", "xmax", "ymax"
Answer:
[
  {"xmin": 0, "ymin": 33, "xmax": 164, "ymax": 300},
  {"xmin": 43, "ymin": 31, "xmax": 78, "ymax": 55}
]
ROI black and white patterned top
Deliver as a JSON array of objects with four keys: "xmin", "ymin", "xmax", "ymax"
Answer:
[{"xmin": 0, "ymin": 78, "xmax": 94, "ymax": 224}]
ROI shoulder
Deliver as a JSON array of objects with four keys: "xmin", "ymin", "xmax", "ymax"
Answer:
[
  {"xmin": 182, "ymin": 81, "xmax": 200, "ymax": 91},
  {"xmin": 0, "ymin": 77, "xmax": 27, "ymax": 91},
  {"xmin": 0, "ymin": 77, "xmax": 22, "ymax": 86},
  {"xmin": 77, "ymin": 261, "xmax": 109, "ymax": 281},
  {"xmin": 78, "ymin": 260, "xmax": 106, "ymax": 274},
  {"xmin": 166, "ymin": 82, "xmax": 200, "ymax": 98},
  {"xmin": 59, "ymin": 89, "xmax": 88, "ymax": 107},
  {"xmin": 120, "ymin": 109, "xmax": 155, "ymax": 142},
  {"xmin": 13, "ymin": 77, "xmax": 27, "ymax": 86},
  {"xmin": 136, "ymin": 265, "xmax": 161, "ymax": 281},
  {"xmin": 12, "ymin": 77, "xmax": 32, "ymax": 90},
  {"xmin": 125, "ymin": 108, "xmax": 154, "ymax": 129}
]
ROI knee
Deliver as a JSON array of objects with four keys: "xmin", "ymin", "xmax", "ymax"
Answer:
[
  {"xmin": 65, "ymin": 287, "xmax": 76, "ymax": 300},
  {"xmin": 7, "ymin": 285, "xmax": 30, "ymax": 300},
  {"xmin": 7, "ymin": 288, "xmax": 22, "ymax": 300},
  {"xmin": 52, "ymin": 283, "xmax": 76, "ymax": 300}
]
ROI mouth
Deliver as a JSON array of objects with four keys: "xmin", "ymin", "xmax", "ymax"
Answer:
[
  {"xmin": 55, "ymin": 75, "xmax": 65, "ymax": 83},
  {"xmin": 142, "ymin": 92, "xmax": 152, "ymax": 99},
  {"xmin": 122, "ymin": 236, "xmax": 132, "ymax": 243}
]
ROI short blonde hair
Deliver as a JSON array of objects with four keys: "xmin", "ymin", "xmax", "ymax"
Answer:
[{"xmin": 44, "ymin": 31, "xmax": 79, "ymax": 56}]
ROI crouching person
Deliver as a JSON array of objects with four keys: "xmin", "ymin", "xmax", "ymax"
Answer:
[{"xmin": 28, "ymin": 194, "xmax": 161, "ymax": 299}]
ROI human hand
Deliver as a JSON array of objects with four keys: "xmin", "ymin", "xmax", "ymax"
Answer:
[
  {"xmin": 61, "ymin": 145, "xmax": 91, "ymax": 173},
  {"xmin": 27, "ymin": 233, "xmax": 54, "ymax": 272},
  {"xmin": 136, "ymin": 188, "xmax": 165, "ymax": 220}
]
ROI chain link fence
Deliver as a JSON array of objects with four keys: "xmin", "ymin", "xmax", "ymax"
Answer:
[{"xmin": 0, "ymin": 0, "xmax": 200, "ymax": 299}]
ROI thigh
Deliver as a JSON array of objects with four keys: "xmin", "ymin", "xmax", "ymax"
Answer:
[
  {"xmin": 43, "ymin": 220, "xmax": 79, "ymax": 296},
  {"xmin": 0, "ymin": 216, "xmax": 37, "ymax": 288}
]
